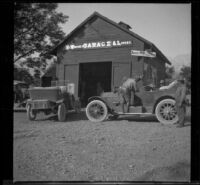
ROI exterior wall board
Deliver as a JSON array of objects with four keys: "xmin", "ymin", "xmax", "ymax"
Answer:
[
  {"xmin": 131, "ymin": 56, "xmax": 144, "ymax": 76},
  {"xmin": 56, "ymin": 63, "xmax": 65, "ymax": 85},
  {"xmin": 64, "ymin": 64, "xmax": 79, "ymax": 97},
  {"xmin": 143, "ymin": 56, "xmax": 165, "ymax": 87},
  {"xmin": 59, "ymin": 45, "xmax": 143, "ymax": 65},
  {"xmin": 112, "ymin": 62, "xmax": 130, "ymax": 88}
]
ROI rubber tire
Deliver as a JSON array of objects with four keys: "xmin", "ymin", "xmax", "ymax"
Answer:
[
  {"xmin": 57, "ymin": 103, "xmax": 66, "ymax": 122},
  {"xmin": 155, "ymin": 98, "xmax": 178, "ymax": 125},
  {"xmin": 26, "ymin": 104, "xmax": 37, "ymax": 121},
  {"xmin": 86, "ymin": 100, "xmax": 108, "ymax": 122}
]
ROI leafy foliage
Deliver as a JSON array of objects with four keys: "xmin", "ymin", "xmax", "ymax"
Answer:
[
  {"xmin": 180, "ymin": 65, "xmax": 191, "ymax": 89},
  {"xmin": 14, "ymin": 3, "xmax": 68, "ymax": 70},
  {"xmin": 14, "ymin": 66, "xmax": 34, "ymax": 85},
  {"xmin": 165, "ymin": 65, "xmax": 175, "ymax": 79}
]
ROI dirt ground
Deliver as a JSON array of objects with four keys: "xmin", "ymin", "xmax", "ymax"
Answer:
[{"xmin": 13, "ymin": 107, "xmax": 191, "ymax": 182}]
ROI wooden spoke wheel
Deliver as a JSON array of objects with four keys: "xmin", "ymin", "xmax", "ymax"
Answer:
[
  {"xmin": 26, "ymin": 104, "xmax": 37, "ymax": 121},
  {"xmin": 86, "ymin": 100, "xmax": 108, "ymax": 122},
  {"xmin": 57, "ymin": 103, "xmax": 66, "ymax": 122},
  {"xmin": 155, "ymin": 99, "xmax": 178, "ymax": 125}
]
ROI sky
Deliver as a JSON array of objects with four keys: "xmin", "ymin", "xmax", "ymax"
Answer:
[{"xmin": 57, "ymin": 3, "xmax": 191, "ymax": 59}]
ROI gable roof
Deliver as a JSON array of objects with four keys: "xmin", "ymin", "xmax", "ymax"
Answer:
[{"xmin": 50, "ymin": 11, "xmax": 171, "ymax": 65}]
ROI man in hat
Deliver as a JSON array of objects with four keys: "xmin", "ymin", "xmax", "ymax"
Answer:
[
  {"xmin": 160, "ymin": 80, "xmax": 165, "ymax": 87},
  {"xmin": 119, "ymin": 75, "xmax": 142, "ymax": 113},
  {"xmin": 174, "ymin": 75, "xmax": 187, "ymax": 127}
]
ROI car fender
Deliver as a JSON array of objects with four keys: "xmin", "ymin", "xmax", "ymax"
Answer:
[
  {"xmin": 152, "ymin": 95, "xmax": 175, "ymax": 113},
  {"xmin": 26, "ymin": 99, "xmax": 37, "ymax": 107},
  {"xmin": 88, "ymin": 96, "xmax": 113, "ymax": 112},
  {"xmin": 26, "ymin": 99, "xmax": 32, "ymax": 108}
]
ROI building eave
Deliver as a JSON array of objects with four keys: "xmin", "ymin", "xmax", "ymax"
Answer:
[{"xmin": 49, "ymin": 11, "xmax": 171, "ymax": 65}]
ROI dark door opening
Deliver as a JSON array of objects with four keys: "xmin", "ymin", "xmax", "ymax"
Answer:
[
  {"xmin": 41, "ymin": 76, "xmax": 52, "ymax": 87},
  {"xmin": 79, "ymin": 62, "xmax": 112, "ymax": 107}
]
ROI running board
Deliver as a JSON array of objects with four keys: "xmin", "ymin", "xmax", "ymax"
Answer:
[{"xmin": 117, "ymin": 112, "xmax": 152, "ymax": 115}]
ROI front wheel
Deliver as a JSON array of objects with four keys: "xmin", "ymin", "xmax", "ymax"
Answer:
[
  {"xmin": 86, "ymin": 100, "xmax": 108, "ymax": 122},
  {"xmin": 155, "ymin": 98, "xmax": 178, "ymax": 125},
  {"xmin": 26, "ymin": 104, "xmax": 37, "ymax": 121},
  {"xmin": 57, "ymin": 103, "xmax": 66, "ymax": 122}
]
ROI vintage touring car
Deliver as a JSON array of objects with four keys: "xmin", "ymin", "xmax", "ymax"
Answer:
[
  {"xmin": 86, "ymin": 80, "xmax": 185, "ymax": 125},
  {"xmin": 26, "ymin": 84, "xmax": 81, "ymax": 122}
]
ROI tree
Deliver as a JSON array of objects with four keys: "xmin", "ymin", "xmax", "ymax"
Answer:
[
  {"xmin": 14, "ymin": 3, "xmax": 68, "ymax": 70},
  {"xmin": 180, "ymin": 65, "xmax": 191, "ymax": 89},
  {"xmin": 180, "ymin": 65, "xmax": 191, "ymax": 81},
  {"xmin": 165, "ymin": 65, "xmax": 175, "ymax": 79},
  {"xmin": 14, "ymin": 66, "xmax": 34, "ymax": 85}
]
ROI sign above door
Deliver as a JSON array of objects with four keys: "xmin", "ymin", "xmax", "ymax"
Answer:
[{"xmin": 65, "ymin": 40, "xmax": 132, "ymax": 50}]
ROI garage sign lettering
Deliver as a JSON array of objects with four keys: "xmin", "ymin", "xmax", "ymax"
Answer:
[{"xmin": 65, "ymin": 40, "xmax": 132, "ymax": 50}]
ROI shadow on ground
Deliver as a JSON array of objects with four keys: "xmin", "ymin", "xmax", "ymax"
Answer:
[
  {"xmin": 135, "ymin": 160, "xmax": 190, "ymax": 181},
  {"xmin": 117, "ymin": 114, "xmax": 191, "ymax": 125},
  {"xmin": 35, "ymin": 110, "xmax": 88, "ymax": 122},
  {"xmin": 117, "ymin": 114, "xmax": 157, "ymax": 122},
  {"xmin": 34, "ymin": 110, "xmax": 191, "ymax": 124},
  {"xmin": 35, "ymin": 113, "xmax": 158, "ymax": 123}
]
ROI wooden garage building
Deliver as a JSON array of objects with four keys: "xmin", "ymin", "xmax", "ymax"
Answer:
[{"xmin": 50, "ymin": 12, "xmax": 171, "ymax": 105}]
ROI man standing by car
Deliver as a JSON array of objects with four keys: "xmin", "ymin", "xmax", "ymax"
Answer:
[
  {"xmin": 119, "ymin": 75, "xmax": 142, "ymax": 113},
  {"xmin": 174, "ymin": 76, "xmax": 187, "ymax": 127}
]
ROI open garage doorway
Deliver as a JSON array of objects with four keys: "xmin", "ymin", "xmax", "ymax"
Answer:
[{"xmin": 79, "ymin": 62, "xmax": 112, "ymax": 107}]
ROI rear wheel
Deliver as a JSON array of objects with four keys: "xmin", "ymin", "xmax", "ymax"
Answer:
[
  {"xmin": 155, "ymin": 99, "xmax": 178, "ymax": 125},
  {"xmin": 26, "ymin": 104, "xmax": 37, "ymax": 121},
  {"xmin": 86, "ymin": 100, "xmax": 108, "ymax": 122},
  {"xmin": 58, "ymin": 103, "xmax": 66, "ymax": 122}
]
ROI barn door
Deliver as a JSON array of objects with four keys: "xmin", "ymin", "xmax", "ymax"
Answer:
[
  {"xmin": 64, "ymin": 64, "xmax": 79, "ymax": 98},
  {"xmin": 112, "ymin": 62, "xmax": 130, "ymax": 89}
]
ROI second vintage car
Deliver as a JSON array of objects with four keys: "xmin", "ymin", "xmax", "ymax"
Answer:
[{"xmin": 26, "ymin": 83, "xmax": 81, "ymax": 122}]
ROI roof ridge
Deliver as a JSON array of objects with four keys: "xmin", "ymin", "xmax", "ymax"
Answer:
[
  {"xmin": 50, "ymin": 11, "xmax": 153, "ymax": 54},
  {"xmin": 92, "ymin": 11, "xmax": 153, "ymax": 45},
  {"xmin": 49, "ymin": 11, "xmax": 171, "ymax": 64}
]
